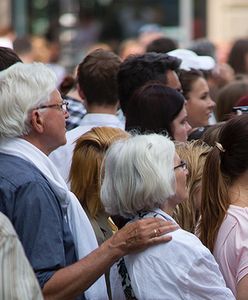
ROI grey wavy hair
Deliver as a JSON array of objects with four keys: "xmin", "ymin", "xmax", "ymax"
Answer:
[
  {"xmin": 100, "ymin": 133, "xmax": 176, "ymax": 218},
  {"xmin": 0, "ymin": 62, "xmax": 57, "ymax": 138}
]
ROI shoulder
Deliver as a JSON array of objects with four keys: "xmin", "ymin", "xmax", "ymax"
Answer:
[
  {"xmin": 0, "ymin": 212, "xmax": 17, "ymax": 238},
  {"xmin": 0, "ymin": 153, "xmax": 49, "ymax": 188},
  {"xmin": 217, "ymin": 206, "xmax": 248, "ymax": 244}
]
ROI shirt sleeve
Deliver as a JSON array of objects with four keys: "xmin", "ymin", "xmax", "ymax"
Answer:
[
  {"xmin": 0, "ymin": 213, "xmax": 43, "ymax": 299},
  {"xmin": 232, "ymin": 221, "xmax": 248, "ymax": 284},
  {"xmin": 186, "ymin": 253, "xmax": 235, "ymax": 299}
]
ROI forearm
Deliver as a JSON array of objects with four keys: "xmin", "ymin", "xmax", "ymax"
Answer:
[
  {"xmin": 43, "ymin": 217, "xmax": 177, "ymax": 300},
  {"xmin": 43, "ymin": 239, "xmax": 120, "ymax": 300}
]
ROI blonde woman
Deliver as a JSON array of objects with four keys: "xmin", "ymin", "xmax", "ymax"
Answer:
[
  {"xmin": 174, "ymin": 140, "xmax": 211, "ymax": 233},
  {"xmin": 69, "ymin": 126, "xmax": 128, "ymax": 245},
  {"xmin": 69, "ymin": 126, "xmax": 128, "ymax": 299}
]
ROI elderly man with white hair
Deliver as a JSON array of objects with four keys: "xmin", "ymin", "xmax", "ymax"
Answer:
[{"xmin": 0, "ymin": 62, "xmax": 177, "ymax": 299}]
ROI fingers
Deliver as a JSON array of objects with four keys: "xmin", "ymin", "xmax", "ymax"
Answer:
[
  {"xmin": 146, "ymin": 234, "xmax": 173, "ymax": 247},
  {"xmin": 110, "ymin": 217, "xmax": 180, "ymax": 258},
  {"xmin": 135, "ymin": 218, "xmax": 179, "ymax": 239}
]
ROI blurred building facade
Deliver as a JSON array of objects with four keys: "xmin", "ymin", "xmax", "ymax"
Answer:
[{"xmin": 1, "ymin": 0, "xmax": 248, "ymax": 68}]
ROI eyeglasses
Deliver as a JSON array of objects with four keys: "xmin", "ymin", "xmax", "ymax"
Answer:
[
  {"xmin": 36, "ymin": 100, "xmax": 69, "ymax": 112},
  {"xmin": 174, "ymin": 160, "xmax": 187, "ymax": 171}
]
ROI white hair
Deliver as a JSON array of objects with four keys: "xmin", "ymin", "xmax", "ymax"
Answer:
[
  {"xmin": 101, "ymin": 134, "xmax": 176, "ymax": 218},
  {"xmin": 0, "ymin": 62, "xmax": 57, "ymax": 138}
]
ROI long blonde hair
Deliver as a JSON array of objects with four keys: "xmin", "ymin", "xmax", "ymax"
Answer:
[
  {"xmin": 69, "ymin": 127, "xmax": 128, "ymax": 218},
  {"xmin": 174, "ymin": 140, "xmax": 211, "ymax": 233}
]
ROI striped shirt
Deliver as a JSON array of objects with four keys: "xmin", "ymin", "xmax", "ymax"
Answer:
[{"xmin": 0, "ymin": 212, "xmax": 43, "ymax": 299}]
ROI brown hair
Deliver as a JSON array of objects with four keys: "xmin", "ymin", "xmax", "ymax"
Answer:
[
  {"xmin": 216, "ymin": 80, "xmax": 248, "ymax": 122},
  {"xmin": 69, "ymin": 127, "xmax": 128, "ymax": 218},
  {"xmin": 174, "ymin": 140, "xmax": 211, "ymax": 233},
  {"xmin": 199, "ymin": 115, "xmax": 248, "ymax": 251},
  {"xmin": 77, "ymin": 48, "xmax": 121, "ymax": 106},
  {"xmin": 201, "ymin": 122, "xmax": 225, "ymax": 147}
]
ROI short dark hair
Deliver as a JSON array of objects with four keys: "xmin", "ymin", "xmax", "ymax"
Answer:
[
  {"xmin": 13, "ymin": 36, "xmax": 32, "ymax": 55},
  {"xmin": 125, "ymin": 82, "xmax": 185, "ymax": 138},
  {"xmin": 227, "ymin": 38, "xmax": 248, "ymax": 74},
  {"xmin": 0, "ymin": 47, "xmax": 22, "ymax": 71},
  {"xmin": 146, "ymin": 37, "xmax": 178, "ymax": 54},
  {"xmin": 118, "ymin": 52, "xmax": 181, "ymax": 114},
  {"xmin": 77, "ymin": 48, "xmax": 121, "ymax": 106}
]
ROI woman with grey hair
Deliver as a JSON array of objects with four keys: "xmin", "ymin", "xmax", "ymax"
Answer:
[{"xmin": 101, "ymin": 134, "xmax": 234, "ymax": 300}]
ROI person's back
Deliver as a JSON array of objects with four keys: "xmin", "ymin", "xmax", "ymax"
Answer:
[
  {"xmin": 50, "ymin": 48, "xmax": 124, "ymax": 183},
  {"xmin": 111, "ymin": 211, "xmax": 233, "ymax": 300},
  {"xmin": 0, "ymin": 212, "xmax": 43, "ymax": 299}
]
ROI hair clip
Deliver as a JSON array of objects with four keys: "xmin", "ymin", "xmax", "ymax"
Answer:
[{"xmin": 215, "ymin": 142, "xmax": 225, "ymax": 153}]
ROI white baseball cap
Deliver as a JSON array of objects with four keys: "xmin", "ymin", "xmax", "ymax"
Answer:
[
  {"xmin": 168, "ymin": 48, "xmax": 215, "ymax": 71},
  {"xmin": 0, "ymin": 38, "xmax": 13, "ymax": 49}
]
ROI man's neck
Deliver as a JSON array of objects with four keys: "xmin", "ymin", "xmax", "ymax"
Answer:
[{"xmin": 86, "ymin": 104, "xmax": 118, "ymax": 115}]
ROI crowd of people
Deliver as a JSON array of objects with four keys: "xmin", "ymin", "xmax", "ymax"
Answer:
[{"xmin": 0, "ymin": 29, "xmax": 248, "ymax": 299}]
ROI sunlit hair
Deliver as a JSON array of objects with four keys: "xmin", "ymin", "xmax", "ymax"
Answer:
[
  {"xmin": 201, "ymin": 122, "xmax": 225, "ymax": 147},
  {"xmin": 173, "ymin": 140, "xmax": 212, "ymax": 233},
  {"xmin": 69, "ymin": 127, "xmax": 128, "ymax": 218},
  {"xmin": 199, "ymin": 114, "xmax": 248, "ymax": 252},
  {"xmin": 0, "ymin": 62, "xmax": 57, "ymax": 138},
  {"xmin": 101, "ymin": 134, "xmax": 176, "ymax": 218}
]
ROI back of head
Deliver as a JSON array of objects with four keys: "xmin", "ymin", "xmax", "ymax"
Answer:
[
  {"xmin": 118, "ymin": 39, "xmax": 145, "ymax": 60},
  {"xmin": 227, "ymin": 38, "xmax": 248, "ymax": 74},
  {"xmin": 0, "ymin": 62, "xmax": 57, "ymax": 138},
  {"xmin": 77, "ymin": 48, "xmax": 121, "ymax": 106},
  {"xmin": 13, "ymin": 36, "xmax": 32, "ymax": 55},
  {"xmin": 189, "ymin": 38, "xmax": 216, "ymax": 59},
  {"xmin": 0, "ymin": 47, "xmax": 22, "ymax": 71},
  {"xmin": 13, "ymin": 36, "xmax": 33, "ymax": 63},
  {"xmin": 118, "ymin": 52, "xmax": 181, "ymax": 114},
  {"xmin": 218, "ymin": 115, "xmax": 248, "ymax": 180},
  {"xmin": 101, "ymin": 133, "xmax": 176, "ymax": 218},
  {"xmin": 125, "ymin": 82, "xmax": 185, "ymax": 138},
  {"xmin": 200, "ymin": 114, "xmax": 248, "ymax": 251},
  {"xmin": 70, "ymin": 126, "xmax": 128, "ymax": 218},
  {"xmin": 146, "ymin": 37, "xmax": 178, "ymax": 54},
  {"xmin": 201, "ymin": 122, "xmax": 225, "ymax": 146},
  {"xmin": 216, "ymin": 80, "xmax": 248, "ymax": 122}
]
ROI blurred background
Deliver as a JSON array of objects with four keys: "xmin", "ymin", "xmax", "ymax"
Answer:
[{"xmin": 1, "ymin": 0, "xmax": 248, "ymax": 73}]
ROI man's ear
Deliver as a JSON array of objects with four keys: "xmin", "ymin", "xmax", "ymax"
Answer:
[
  {"xmin": 77, "ymin": 84, "xmax": 85, "ymax": 100},
  {"xmin": 30, "ymin": 109, "xmax": 45, "ymax": 133}
]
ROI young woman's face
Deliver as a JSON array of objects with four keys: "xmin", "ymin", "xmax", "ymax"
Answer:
[
  {"xmin": 186, "ymin": 77, "xmax": 215, "ymax": 128},
  {"xmin": 171, "ymin": 104, "xmax": 192, "ymax": 142}
]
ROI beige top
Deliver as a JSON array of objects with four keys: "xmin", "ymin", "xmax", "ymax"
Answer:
[{"xmin": 0, "ymin": 212, "xmax": 43, "ymax": 299}]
